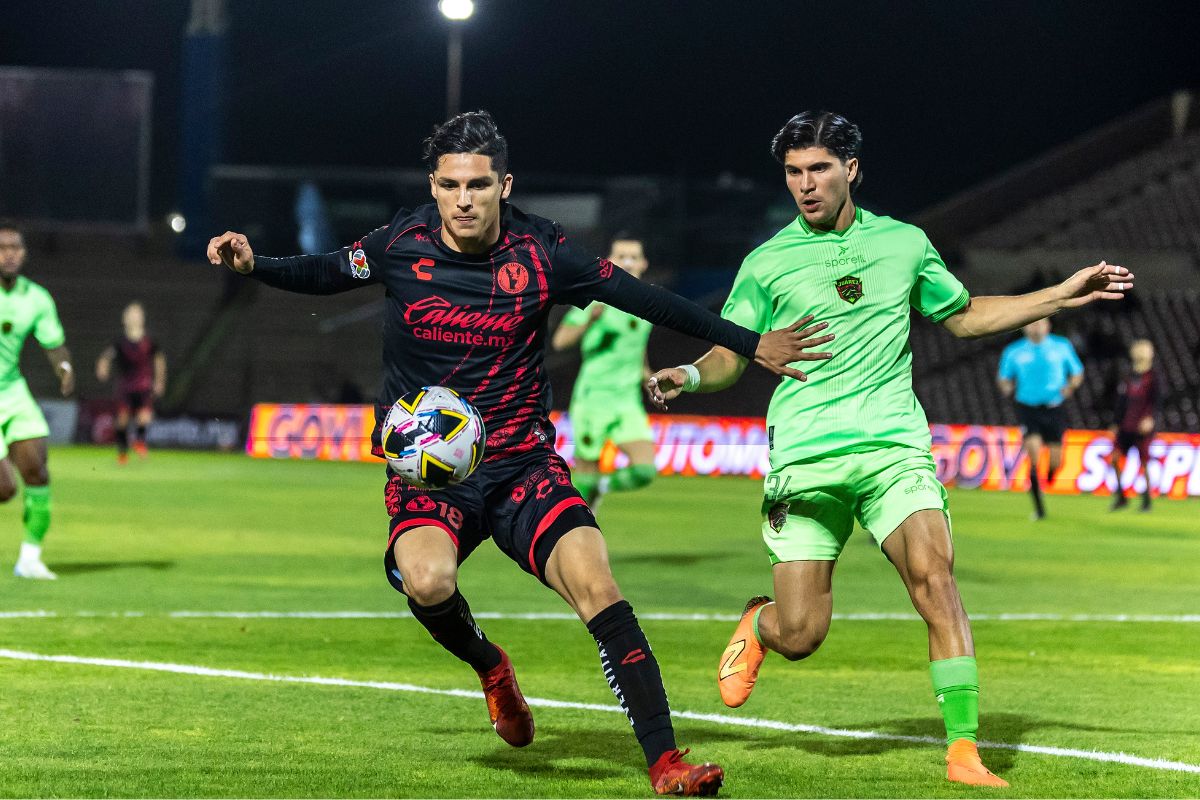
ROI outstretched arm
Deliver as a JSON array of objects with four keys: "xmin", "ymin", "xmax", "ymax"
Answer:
[
  {"xmin": 942, "ymin": 261, "xmax": 1133, "ymax": 339},
  {"xmin": 207, "ymin": 230, "xmax": 380, "ymax": 295},
  {"xmin": 594, "ymin": 269, "xmax": 832, "ymax": 381},
  {"xmin": 645, "ymin": 316, "xmax": 832, "ymax": 410},
  {"xmin": 96, "ymin": 345, "xmax": 115, "ymax": 382}
]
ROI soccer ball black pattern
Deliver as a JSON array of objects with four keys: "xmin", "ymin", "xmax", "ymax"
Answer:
[{"xmin": 381, "ymin": 386, "xmax": 486, "ymax": 489}]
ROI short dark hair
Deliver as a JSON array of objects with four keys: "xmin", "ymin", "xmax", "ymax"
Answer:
[
  {"xmin": 609, "ymin": 230, "xmax": 644, "ymax": 248},
  {"xmin": 422, "ymin": 110, "xmax": 509, "ymax": 175},
  {"xmin": 771, "ymin": 111, "xmax": 863, "ymax": 190},
  {"xmin": 0, "ymin": 219, "xmax": 23, "ymax": 239}
]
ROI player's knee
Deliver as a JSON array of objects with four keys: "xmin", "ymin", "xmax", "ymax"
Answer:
[
  {"xmin": 20, "ymin": 466, "xmax": 48, "ymax": 486},
  {"xmin": 400, "ymin": 562, "xmax": 457, "ymax": 607},
  {"xmin": 774, "ymin": 625, "xmax": 827, "ymax": 661}
]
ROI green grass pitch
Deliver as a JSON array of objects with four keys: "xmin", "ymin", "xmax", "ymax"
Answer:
[{"xmin": 0, "ymin": 447, "xmax": 1197, "ymax": 797}]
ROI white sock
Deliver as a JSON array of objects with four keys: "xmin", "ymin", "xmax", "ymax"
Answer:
[{"xmin": 18, "ymin": 542, "xmax": 42, "ymax": 563}]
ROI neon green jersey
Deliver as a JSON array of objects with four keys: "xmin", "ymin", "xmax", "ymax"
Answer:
[
  {"xmin": 0, "ymin": 276, "xmax": 66, "ymax": 389},
  {"xmin": 564, "ymin": 302, "xmax": 651, "ymax": 405},
  {"xmin": 721, "ymin": 207, "xmax": 969, "ymax": 466}
]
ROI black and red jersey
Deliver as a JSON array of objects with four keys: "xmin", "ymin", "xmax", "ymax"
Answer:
[
  {"xmin": 250, "ymin": 202, "xmax": 759, "ymax": 461},
  {"xmin": 1114, "ymin": 369, "xmax": 1160, "ymax": 433},
  {"xmin": 113, "ymin": 335, "xmax": 158, "ymax": 394}
]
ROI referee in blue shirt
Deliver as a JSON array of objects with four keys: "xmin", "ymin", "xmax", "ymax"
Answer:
[{"xmin": 997, "ymin": 319, "xmax": 1084, "ymax": 519}]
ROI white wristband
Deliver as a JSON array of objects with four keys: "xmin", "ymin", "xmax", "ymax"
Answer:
[
  {"xmin": 59, "ymin": 362, "xmax": 72, "ymax": 373},
  {"xmin": 678, "ymin": 364, "xmax": 701, "ymax": 393}
]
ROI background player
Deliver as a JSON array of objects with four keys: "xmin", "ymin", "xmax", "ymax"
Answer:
[
  {"xmin": 1107, "ymin": 338, "xmax": 1159, "ymax": 511},
  {"xmin": 647, "ymin": 111, "xmax": 1133, "ymax": 789},
  {"xmin": 208, "ymin": 111, "xmax": 833, "ymax": 796},
  {"xmin": 997, "ymin": 319, "xmax": 1084, "ymax": 519},
  {"xmin": 96, "ymin": 302, "xmax": 167, "ymax": 464},
  {"xmin": 0, "ymin": 221, "xmax": 75, "ymax": 580},
  {"xmin": 552, "ymin": 232, "xmax": 655, "ymax": 506}
]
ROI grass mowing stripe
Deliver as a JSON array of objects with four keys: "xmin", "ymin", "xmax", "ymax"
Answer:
[
  {"xmin": 2, "ymin": 647, "xmax": 1197, "ymax": 776},
  {"xmin": 4, "ymin": 610, "xmax": 1200, "ymax": 622}
]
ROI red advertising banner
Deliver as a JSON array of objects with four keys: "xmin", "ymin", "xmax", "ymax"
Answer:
[{"xmin": 246, "ymin": 404, "xmax": 1200, "ymax": 498}]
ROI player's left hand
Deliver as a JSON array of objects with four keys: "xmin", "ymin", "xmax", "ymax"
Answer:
[
  {"xmin": 1057, "ymin": 261, "xmax": 1134, "ymax": 308},
  {"xmin": 1138, "ymin": 416, "xmax": 1154, "ymax": 435},
  {"xmin": 754, "ymin": 316, "xmax": 835, "ymax": 381}
]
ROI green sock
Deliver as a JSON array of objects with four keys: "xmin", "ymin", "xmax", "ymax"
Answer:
[
  {"xmin": 609, "ymin": 463, "xmax": 655, "ymax": 492},
  {"xmin": 23, "ymin": 485, "xmax": 51, "ymax": 545},
  {"xmin": 930, "ymin": 655, "xmax": 979, "ymax": 744},
  {"xmin": 572, "ymin": 471, "xmax": 600, "ymax": 504}
]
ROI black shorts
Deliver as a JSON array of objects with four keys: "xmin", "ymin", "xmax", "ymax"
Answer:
[
  {"xmin": 118, "ymin": 391, "xmax": 154, "ymax": 415},
  {"xmin": 1015, "ymin": 402, "xmax": 1066, "ymax": 444},
  {"xmin": 1114, "ymin": 429, "xmax": 1152, "ymax": 459},
  {"xmin": 382, "ymin": 446, "xmax": 597, "ymax": 594}
]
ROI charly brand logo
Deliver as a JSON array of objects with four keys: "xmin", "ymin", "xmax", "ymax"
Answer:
[
  {"xmin": 496, "ymin": 262, "xmax": 529, "ymax": 294},
  {"xmin": 403, "ymin": 295, "xmax": 522, "ymax": 347},
  {"xmin": 835, "ymin": 275, "xmax": 864, "ymax": 304},
  {"xmin": 348, "ymin": 245, "xmax": 370, "ymax": 279}
]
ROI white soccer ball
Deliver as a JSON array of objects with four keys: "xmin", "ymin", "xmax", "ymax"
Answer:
[{"xmin": 380, "ymin": 386, "xmax": 486, "ymax": 489}]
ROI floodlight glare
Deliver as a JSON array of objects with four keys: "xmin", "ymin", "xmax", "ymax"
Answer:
[
  {"xmin": 438, "ymin": 0, "xmax": 474, "ymax": 20},
  {"xmin": 168, "ymin": 213, "xmax": 187, "ymax": 234}
]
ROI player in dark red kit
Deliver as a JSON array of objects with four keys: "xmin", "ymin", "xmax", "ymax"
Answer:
[
  {"xmin": 1108, "ymin": 338, "xmax": 1160, "ymax": 511},
  {"xmin": 96, "ymin": 302, "xmax": 166, "ymax": 464},
  {"xmin": 208, "ymin": 111, "xmax": 833, "ymax": 796}
]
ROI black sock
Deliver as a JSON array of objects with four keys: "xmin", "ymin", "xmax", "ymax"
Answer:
[
  {"xmin": 1029, "ymin": 471, "xmax": 1045, "ymax": 517},
  {"xmin": 587, "ymin": 600, "xmax": 676, "ymax": 767},
  {"xmin": 1141, "ymin": 483, "xmax": 1152, "ymax": 509},
  {"xmin": 407, "ymin": 589, "xmax": 501, "ymax": 673},
  {"xmin": 135, "ymin": 424, "xmax": 147, "ymax": 443},
  {"xmin": 1112, "ymin": 461, "xmax": 1125, "ymax": 501},
  {"xmin": 116, "ymin": 428, "xmax": 129, "ymax": 455}
]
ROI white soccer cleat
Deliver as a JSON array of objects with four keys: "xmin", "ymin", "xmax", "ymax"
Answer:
[{"xmin": 14, "ymin": 559, "xmax": 57, "ymax": 580}]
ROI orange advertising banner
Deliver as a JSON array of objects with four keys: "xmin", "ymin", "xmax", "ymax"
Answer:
[{"xmin": 246, "ymin": 404, "xmax": 1200, "ymax": 498}]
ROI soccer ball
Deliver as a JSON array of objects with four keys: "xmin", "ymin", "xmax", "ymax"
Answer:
[{"xmin": 380, "ymin": 386, "xmax": 486, "ymax": 489}]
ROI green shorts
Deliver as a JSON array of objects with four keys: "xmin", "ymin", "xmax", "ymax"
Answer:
[
  {"xmin": 761, "ymin": 444, "xmax": 950, "ymax": 563},
  {"xmin": 0, "ymin": 379, "xmax": 50, "ymax": 460},
  {"xmin": 570, "ymin": 400, "xmax": 653, "ymax": 462}
]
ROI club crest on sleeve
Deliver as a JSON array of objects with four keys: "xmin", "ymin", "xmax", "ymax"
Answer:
[
  {"xmin": 497, "ymin": 262, "xmax": 529, "ymax": 294},
  {"xmin": 348, "ymin": 246, "xmax": 371, "ymax": 279},
  {"xmin": 835, "ymin": 275, "xmax": 864, "ymax": 304}
]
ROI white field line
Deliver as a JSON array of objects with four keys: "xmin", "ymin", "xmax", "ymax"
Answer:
[
  {"xmin": 0, "ymin": 648, "xmax": 1197, "ymax": 776},
  {"xmin": 2, "ymin": 610, "xmax": 1199, "ymax": 622}
]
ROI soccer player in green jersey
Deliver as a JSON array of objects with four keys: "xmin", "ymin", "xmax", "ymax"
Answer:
[
  {"xmin": 0, "ymin": 222, "xmax": 75, "ymax": 580},
  {"xmin": 647, "ymin": 111, "xmax": 1135, "ymax": 789},
  {"xmin": 552, "ymin": 233, "xmax": 655, "ymax": 506}
]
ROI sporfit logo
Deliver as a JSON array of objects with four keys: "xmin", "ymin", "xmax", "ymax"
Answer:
[{"xmin": 824, "ymin": 245, "xmax": 865, "ymax": 269}]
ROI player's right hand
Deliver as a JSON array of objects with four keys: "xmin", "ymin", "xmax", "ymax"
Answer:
[
  {"xmin": 207, "ymin": 231, "xmax": 256, "ymax": 274},
  {"xmin": 754, "ymin": 315, "xmax": 834, "ymax": 381}
]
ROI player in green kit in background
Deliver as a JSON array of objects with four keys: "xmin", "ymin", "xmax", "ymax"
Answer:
[
  {"xmin": 553, "ymin": 233, "xmax": 655, "ymax": 507},
  {"xmin": 0, "ymin": 222, "xmax": 75, "ymax": 580},
  {"xmin": 647, "ymin": 112, "xmax": 1136, "ymax": 789}
]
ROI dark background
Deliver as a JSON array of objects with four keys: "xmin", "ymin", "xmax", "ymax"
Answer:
[{"xmin": 3, "ymin": 0, "xmax": 1197, "ymax": 218}]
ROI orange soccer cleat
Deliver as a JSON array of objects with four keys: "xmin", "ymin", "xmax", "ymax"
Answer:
[
  {"xmin": 649, "ymin": 748, "xmax": 724, "ymax": 796},
  {"xmin": 477, "ymin": 646, "xmax": 534, "ymax": 747},
  {"xmin": 717, "ymin": 596, "xmax": 772, "ymax": 708},
  {"xmin": 133, "ymin": 441, "xmax": 149, "ymax": 459},
  {"xmin": 946, "ymin": 739, "xmax": 1010, "ymax": 788}
]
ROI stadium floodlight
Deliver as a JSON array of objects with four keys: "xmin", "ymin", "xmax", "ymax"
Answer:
[
  {"xmin": 438, "ymin": 0, "xmax": 474, "ymax": 21},
  {"xmin": 168, "ymin": 212, "xmax": 187, "ymax": 234}
]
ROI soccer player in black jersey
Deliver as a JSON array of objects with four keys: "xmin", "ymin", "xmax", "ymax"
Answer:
[{"xmin": 208, "ymin": 111, "xmax": 833, "ymax": 796}]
